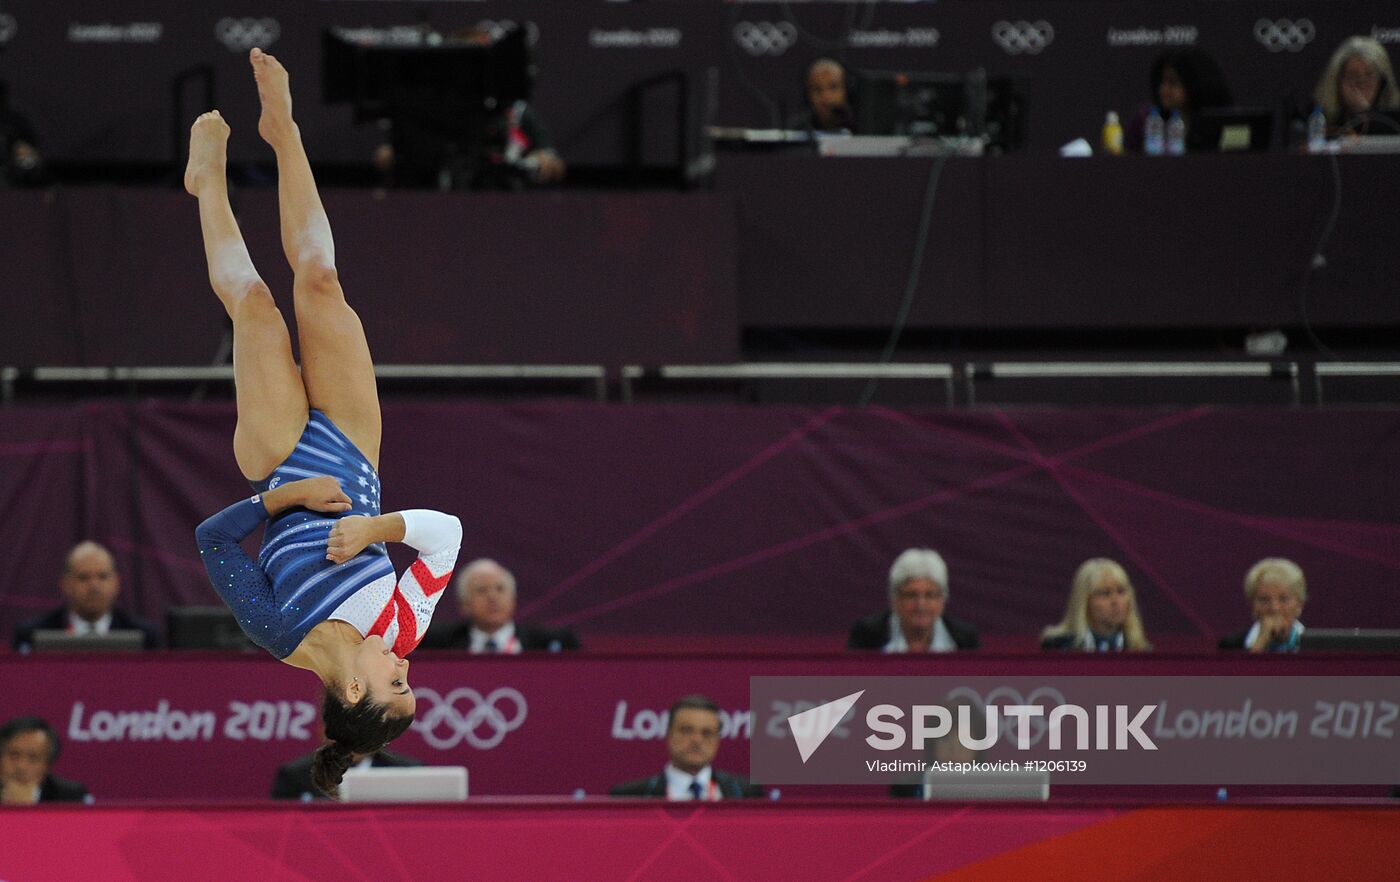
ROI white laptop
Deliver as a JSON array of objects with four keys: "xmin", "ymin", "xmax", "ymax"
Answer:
[
  {"xmin": 922, "ymin": 768, "xmax": 1050, "ymax": 802},
  {"xmin": 340, "ymin": 766, "xmax": 468, "ymax": 803}
]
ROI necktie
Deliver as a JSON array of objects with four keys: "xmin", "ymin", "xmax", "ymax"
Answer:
[
  {"xmin": 484, "ymin": 638, "xmax": 499, "ymax": 653},
  {"xmin": 689, "ymin": 780, "xmax": 703, "ymax": 800}
]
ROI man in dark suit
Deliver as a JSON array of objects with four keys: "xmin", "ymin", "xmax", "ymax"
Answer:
[
  {"xmin": 848, "ymin": 548, "xmax": 979, "ymax": 652},
  {"xmin": 271, "ymin": 748, "xmax": 423, "ymax": 800},
  {"xmin": 0, "ymin": 717, "xmax": 90, "ymax": 804},
  {"xmin": 11, "ymin": 541, "xmax": 160, "ymax": 652},
  {"xmin": 610, "ymin": 694, "xmax": 762, "ymax": 801},
  {"xmin": 421, "ymin": 558, "xmax": 579, "ymax": 653}
]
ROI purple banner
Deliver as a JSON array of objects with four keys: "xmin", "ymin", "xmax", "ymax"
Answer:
[{"xmin": 2, "ymin": 403, "xmax": 1399, "ymax": 648}]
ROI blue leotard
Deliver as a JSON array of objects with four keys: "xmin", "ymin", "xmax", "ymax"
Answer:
[{"xmin": 196, "ymin": 411, "xmax": 399, "ymax": 658}]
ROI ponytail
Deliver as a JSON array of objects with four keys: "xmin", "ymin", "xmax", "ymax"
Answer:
[{"xmin": 312, "ymin": 684, "xmax": 415, "ymax": 798}]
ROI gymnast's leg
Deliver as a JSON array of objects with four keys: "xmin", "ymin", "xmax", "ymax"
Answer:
[
  {"xmin": 184, "ymin": 110, "xmax": 307, "ymax": 481},
  {"xmin": 250, "ymin": 47, "xmax": 382, "ymax": 470}
]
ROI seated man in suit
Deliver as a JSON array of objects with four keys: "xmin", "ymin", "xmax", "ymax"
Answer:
[
  {"xmin": 272, "ymin": 746, "xmax": 422, "ymax": 800},
  {"xmin": 0, "ymin": 716, "xmax": 90, "ymax": 804},
  {"xmin": 423, "ymin": 558, "xmax": 580, "ymax": 653},
  {"xmin": 848, "ymin": 548, "xmax": 979, "ymax": 652},
  {"xmin": 609, "ymin": 694, "xmax": 762, "ymax": 801},
  {"xmin": 12, "ymin": 541, "xmax": 160, "ymax": 652}
]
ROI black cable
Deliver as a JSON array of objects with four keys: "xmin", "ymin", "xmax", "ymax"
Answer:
[
  {"xmin": 1298, "ymin": 152, "xmax": 1343, "ymax": 362},
  {"xmin": 858, "ymin": 152, "xmax": 949, "ymax": 408},
  {"xmin": 1297, "ymin": 112, "xmax": 1398, "ymax": 361}
]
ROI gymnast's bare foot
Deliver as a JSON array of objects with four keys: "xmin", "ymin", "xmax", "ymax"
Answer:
[
  {"xmin": 184, "ymin": 111, "xmax": 230, "ymax": 196},
  {"xmin": 250, "ymin": 47, "xmax": 295, "ymax": 148}
]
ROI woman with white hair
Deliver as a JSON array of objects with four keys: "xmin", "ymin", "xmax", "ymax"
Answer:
[
  {"xmin": 1219, "ymin": 558, "xmax": 1307, "ymax": 653},
  {"xmin": 1314, "ymin": 36, "xmax": 1400, "ymax": 135},
  {"xmin": 1040, "ymin": 558, "xmax": 1152, "ymax": 652},
  {"xmin": 847, "ymin": 548, "xmax": 979, "ymax": 652}
]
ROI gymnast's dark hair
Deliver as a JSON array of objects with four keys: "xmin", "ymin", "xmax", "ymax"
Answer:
[{"xmin": 311, "ymin": 685, "xmax": 414, "ymax": 798}]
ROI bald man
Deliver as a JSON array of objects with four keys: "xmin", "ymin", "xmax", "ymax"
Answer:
[
  {"xmin": 12, "ymin": 542, "xmax": 160, "ymax": 652},
  {"xmin": 420, "ymin": 558, "xmax": 580, "ymax": 653},
  {"xmin": 796, "ymin": 58, "xmax": 855, "ymax": 133}
]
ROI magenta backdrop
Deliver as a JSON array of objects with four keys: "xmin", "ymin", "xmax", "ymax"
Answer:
[{"xmin": 6, "ymin": 653, "xmax": 1397, "ymax": 801}]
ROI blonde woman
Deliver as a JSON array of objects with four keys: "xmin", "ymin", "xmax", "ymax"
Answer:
[
  {"xmin": 1314, "ymin": 36, "xmax": 1400, "ymax": 134},
  {"xmin": 1040, "ymin": 559, "xmax": 1152, "ymax": 652}
]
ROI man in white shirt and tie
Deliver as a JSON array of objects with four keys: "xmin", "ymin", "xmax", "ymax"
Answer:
[
  {"xmin": 11, "ymin": 542, "xmax": 160, "ymax": 651},
  {"xmin": 608, "ymin": 694, "xmax": 763, "ymax": 801},
  {"xmin": 420, "ymin": 558, "xmax": 580, "ymax": 653}
]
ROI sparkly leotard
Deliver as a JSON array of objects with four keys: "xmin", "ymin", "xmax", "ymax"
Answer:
[{"xmin": 195, "ymin": 411, "xmax": 460, "ymax": 659}]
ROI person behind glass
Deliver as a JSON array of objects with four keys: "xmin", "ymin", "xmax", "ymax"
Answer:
[
  {"xmin": 609, "ymin": 694, "xmax": 762, "ymax": 801},
  {"xmin": 0, "ymin": 80, "xmax": 44, "ymax": 188},
  {"xmin": 1314, "ymin": 36, "xmax": 1400, "ymax": 136},
  {"xmin": 848, "ymin": 548, "xmax": 979, "ymax": 652},
  {"xmin": 0, "ymin": 717, "xmax": 90, "ymax": 805},
  {"xmin": 789, "ymin": 58, "xmax": 855, "ymax": 134},
  {"xmin": 1040, "ymin": 558, "xmax": 1152, "ymax": 652},
  {"xmin": 1219, "ymin": 558, "xmax": 1307, "ymax": 653},
  {"xmin": 422, "ymin": 558, "xmax": 580, "ymax": 653},
  {"xmin": 1124, "ymin": 47, "xmax": 1233, "ymax": 153},
  {"xmin": 11, "ymin": 541, "xmax": 161, "ymax": 652}
]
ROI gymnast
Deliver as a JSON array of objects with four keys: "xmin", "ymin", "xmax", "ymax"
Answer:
[{"xmin": 189, "ymin": 48, "xmax": 461, "ymax": 797}]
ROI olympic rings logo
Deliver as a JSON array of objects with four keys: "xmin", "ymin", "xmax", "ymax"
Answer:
[
  {"xmin": 1253, "ymin": 19, "xmax": 1314, "ymax": 53},
  {"xmin": 0, "ymin": 14, "xmax": 16, "ymax": 46},
  {"xmin": 733, "ymin": 21, "xmax": 797, "ymax": 57},
  {"xmin": 412, "ymin": 686, "xmax": 528, "ymax": 750},
  {"xmin": 215, "ymin": 17, "xmax": 280, "ymax": 52},
  {"xmin": 944, "ymin": 686, "xmax": 1068, "ymax": 747},
  {"xmin": 992, "ymin": 20, "xmax": 1054, "ymax": 56},
  {"xmin": 476, "ymin": 19, "xmax": 541, "ymax": 48}
]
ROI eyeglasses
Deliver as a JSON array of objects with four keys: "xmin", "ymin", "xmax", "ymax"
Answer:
[{"xmin": 1343, "ymin": 71, "xmax": 1382, "ymax": 87}]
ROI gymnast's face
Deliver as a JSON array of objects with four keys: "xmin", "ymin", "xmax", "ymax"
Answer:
[{"xmin": 350, "ymin": 634, "xmax": 415, "ymax": 717}]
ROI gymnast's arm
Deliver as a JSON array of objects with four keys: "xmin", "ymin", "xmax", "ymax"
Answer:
[
  {"xmin": 196, "ymin": 477, "xmax": 354, "ymax": 621},
  {"xmin": 325, "ymin": 510, "xmax": 462, "ymax": 566}
]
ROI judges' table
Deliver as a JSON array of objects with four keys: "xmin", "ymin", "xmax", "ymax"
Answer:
[
  {"xmin": 8, "ymin": 652, "xmax": 1398, "ymax": 800},
  {"xmin": 2, "ymin": 801, "xmax": 1397, "ymax": 881}
]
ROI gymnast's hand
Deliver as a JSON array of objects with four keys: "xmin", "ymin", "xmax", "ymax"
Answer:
[
  {"xmin": 262, "ymin": 476, "xmax": 352, "ymax": 517},
  {"xmin": 326, "ymin": 515, "xmax": 377, "ymax": 564}
]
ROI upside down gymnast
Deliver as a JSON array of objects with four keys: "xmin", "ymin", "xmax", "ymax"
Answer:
[{"xmin": 188, "ymin": 48, "xmax": 461, "ymax": 797}]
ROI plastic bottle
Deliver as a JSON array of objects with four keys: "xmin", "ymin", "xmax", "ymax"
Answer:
[
  {"xmin": 1166, "ymin": 110, "xmax": 1186, "ymax": 156},
  {"xmin": 1102, "ymin": 111, "xmax": 1124, "ymax": 155},
  {"xmin": 1307, "ymin": 105, "xmax": 1328, "ymax": 153},
  {"xmin": 1144, "ymin": 107, "xmax": 1165, "ymax": 156}
]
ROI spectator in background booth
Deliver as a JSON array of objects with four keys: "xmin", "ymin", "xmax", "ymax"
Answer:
[
  {"xmin": 421, "ymin": 558, "xmax": 580, "ymax": 653},
  {"xmin": 373, "ymin": 25, "xmax": 565, "ymax": 190},
  {"xmin": 1219, "ymin": 558, "xmax": 1307, "ymax": 653},
  {"xmin": 0, "ymin": 717, "xmax": 90, "ymax": 805},
  {"xmin": 1040, "ymin": 558, "xmax": 1152, "ymax": 652},
  {"xmin": 609, "ymin": 694, "xmax": 762, "ymax": 801},
  {"xmin": 0, "ymin": 80, "xmax": 45, "ymax": 188},
  {"xmin": 1124, "ymin": 46, "xmax": 1233, "ymax": 153},
  {"xmin": 1314, "ymin": 36, "xmax": 1400, "ymax": 135},
  {"xmin": 11, "ymin": 541, "xmax": 160, "ymax": 653},
  {"xmin": 848, "ymin": 548, "xmax": 979, "ymax": 653},
  {"xmin": 789, "ymin": 58, "xmax": 855, "ymax": 134}
]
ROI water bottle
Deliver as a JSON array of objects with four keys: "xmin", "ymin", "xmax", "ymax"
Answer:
[
  {"xmin": 1307, "ymin": 105, "xmax": 1328, "ymax": 153},
  {"xmin": 1101, "ymin": 111, "xmax": 1123, "ymax": 156},
  {"xmin": 1144, "ymin": 107, "xmax": 1165, "ymax": 156},
  {"xmin": 1166, "ymin": 110, "xmax": 1186, "ymax": 156}
]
